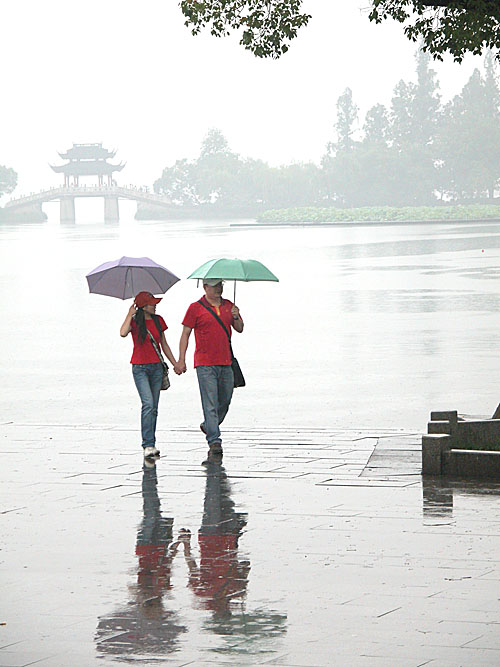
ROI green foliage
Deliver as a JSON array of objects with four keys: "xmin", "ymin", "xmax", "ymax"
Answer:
[
  {"xmin": 153, "ymin": 48, "xmax": 500, "ymax": 215},
  {"xmin": 369, "ymin": 1, "xmax": 500, "ymax": 63},
  {"xmin": 179, "ymin": 1, "xmax": 500, "ymax": 61},
  {"xmin": 0, "ymin": 164, "xmax": 17, "ymax": 198},
  {"xmin": 179, "ymin": 0, "xmax": 311, "ymax": 58},
  {"xmin": 154, "ymin": 128, "xmax": 323, "ymax": 212},
  {"xmin": 321, "ymin": 48, "xmax": 500, "ymax": 206},
  {"xmin": 363, "ymin": 104, "xmax": 390, "ymax": 147},
  {"xmin": 436, "ymin": 64, "xmax": 500, "ymax": 199},
  {"xmin": 153, "ymin": 158, "xmax": 200, "ymax": 205},
  {"xmin": 257, "ymin": 204, "xmax": 500, "ymax": 223}
]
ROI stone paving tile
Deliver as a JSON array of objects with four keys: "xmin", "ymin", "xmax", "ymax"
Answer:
[{"xmin": 2, "ymin": 422, "xmax": 500, "ymax": 666}]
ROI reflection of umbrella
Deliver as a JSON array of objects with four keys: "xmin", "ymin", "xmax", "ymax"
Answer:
[
  {"xmin": 95, "ymin": 607, "xmax": 187, "ymax": 657},
  {"xmin": 203, "ymin": 606, "xmax": 287, "ymax": 645},
  {"xmin": 188, "ymin": 258, "xmax": 279, "ymax": 300},
  {"xmin": 86, "ymin": 256, "xmax": 180, "ymax": 300}
]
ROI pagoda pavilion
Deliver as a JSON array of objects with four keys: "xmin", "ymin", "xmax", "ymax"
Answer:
[{"xmin": 50, "ymin": 143, "xmax": 125, "ymax": 186}]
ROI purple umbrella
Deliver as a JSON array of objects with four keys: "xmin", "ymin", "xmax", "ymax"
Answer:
[{"xmin": 86, "ymin": 256, "xmax": 180, "ymax": 300}]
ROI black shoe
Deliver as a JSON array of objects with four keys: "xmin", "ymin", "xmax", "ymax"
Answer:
[{"xmin": 202, "ymin": 445, "xmax": 223, "ymax": 465}]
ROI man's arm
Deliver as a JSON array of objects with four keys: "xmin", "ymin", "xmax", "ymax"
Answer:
[
  {"xmin": 160, "ymin": 332, "xmax": 183, "ymax": 374},
  {"xmin": 231, "ymin": 305, "xmax": 244, "ymax": 333},
  {"xmin": 178, "ymin": 325, "xmax": 192, "ymax": 373}
]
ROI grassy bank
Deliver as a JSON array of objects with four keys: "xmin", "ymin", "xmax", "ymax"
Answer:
[{"xmin": 257, "ymin": 204, "xmax": 500, "ymax": 224}]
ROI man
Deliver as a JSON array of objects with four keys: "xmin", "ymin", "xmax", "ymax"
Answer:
[{"xmin": 178, "ymin": 279, "xmax": 244, "ymax": 461}]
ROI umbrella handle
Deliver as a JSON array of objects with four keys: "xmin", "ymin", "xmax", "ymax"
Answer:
[{"xmin": 233, "ymin": 281, "xmax": 236, "ymax": 303}]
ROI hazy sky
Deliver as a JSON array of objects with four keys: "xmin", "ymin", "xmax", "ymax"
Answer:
[{"xmin": 1, "ymin": 0, "xmax": 484, "ymax": 194}]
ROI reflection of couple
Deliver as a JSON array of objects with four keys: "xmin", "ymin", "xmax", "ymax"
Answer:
[
  {"xmin": 95, "ymin": 461, "xmax": 258, "ymax": 658},
  {"xmin": 180, "ymin": 461, "xmax": 250, "ymax": 620},
  {"xmin": 95, "ymin": 463, "xmax": 186, "ymax": 657}
]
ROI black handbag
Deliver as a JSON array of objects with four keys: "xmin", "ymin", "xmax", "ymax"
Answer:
[
  {"xmin": 198, "ymin": 299, "xmax": 246, "ymax": 388},
  {"xmin": 147, "ymin": 330, "xmax": 170, "ymax": 390}
]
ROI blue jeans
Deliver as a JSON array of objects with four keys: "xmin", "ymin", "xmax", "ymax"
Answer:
[
  {"xmin": 196, "ymin": 365, "xmax": 234, "ymax": 446},
  {"xmin": 132, "ymin": 363, "xmax": 163, "ymax": 448}
]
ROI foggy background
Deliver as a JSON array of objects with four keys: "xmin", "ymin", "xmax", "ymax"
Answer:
[
  {"xmin": 0, "ymin": 0, "xmax": 483, "ymax": 195},
  {"xmin": 2, "ymin": 0, "xmax": 500, "ymax": 432}
]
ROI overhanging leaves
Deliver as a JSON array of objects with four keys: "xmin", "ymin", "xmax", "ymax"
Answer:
[
  {"xmin": 179, "ymin": 0, "xmax": 311, "ymax": 58},
  {"xmin": 369, "ymin": 1, "xmax": 500, "ymax": 62}
]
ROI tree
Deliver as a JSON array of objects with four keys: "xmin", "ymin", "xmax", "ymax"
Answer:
[
  {"xmin": 333, "ymin": 88, "xmax": 359, "ymax": 154},
  {"xmin": 200, "ymin": 128, "xmax": 231, "ymax": 157},
  {"xmin": 180, "ymin": 0, "xmax": 311, "ymax": 59},
  {"xmin": 0, "ymin": 165, "xmax": 17, "ymax": 198},
  {"xmin": 413, "ymin": 49, "xmax": 441, "ymax": 145},
  {"xmin": 180, "ymin": 1, "xmax": 500, "ymax": 61},
  {"xmin": 154, "ymin": 158, "xmax": 200, "ymax": 205},
  {"xmin": 436, "ymin": 62, "xmax": 500, "ymax": 199},
  {"xmin": 363, "ymin": 104, "xmax": 390, "ymax": 148},
  {"xmin": 389, "ymin": 80, "xmax": 417, "ymax": 150},
  {"xmin": 322, "ymin": 88, "xmax": 360, "ymax": 205},
  {"xmin": 264, "ymin": 163, "xmax": 323, "ymax": 208},
  {"xmin": 381, "ymin": 49, "xmax": 441, "ymax": 204},
  {"xmin": 369, "ymin": 1, "xmax": 500, "ymax": 63}
]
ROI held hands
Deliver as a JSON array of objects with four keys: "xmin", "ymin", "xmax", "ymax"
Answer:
[
  {"xmin": 231, "ymin": 305, "xmax": 240, "ymax": 320},
  {"xmin": 173, "ymin": 360, "xmax": 187, "ymax": 375},
  {"xmin": 178, "ymin": 528, "xmax": 191, "ymax": 543},
  {"xmin": 178, "ymin": 528, "xmax": 192, "ymax": 554},
  {"xmin": 127, "ymin": 303, "xmax": 137, "ymax": 317}
]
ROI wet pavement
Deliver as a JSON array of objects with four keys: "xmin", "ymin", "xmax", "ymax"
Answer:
[
  {"xmin": 2, "ymin": 218, "xmax": 500, "ymax": 665},
  {"xmin": 2, "ymin": 422, "xmax": 500, "ymax": 666}
]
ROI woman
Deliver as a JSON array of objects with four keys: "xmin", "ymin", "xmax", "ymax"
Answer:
[{"xmin": 120, "ymin": 291, "xmax": 180, "ymax": 459}]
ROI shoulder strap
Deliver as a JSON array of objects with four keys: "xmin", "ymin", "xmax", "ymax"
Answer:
[
  {"xmin": 198, "ymin": 299, "xmax": 234, "ymax": 358},
  {"xmin": 147, "ymin": 329, "xmax": 167, "ymax": 366}
]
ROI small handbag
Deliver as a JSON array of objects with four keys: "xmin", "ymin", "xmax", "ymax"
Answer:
[
  {"xmin": 198, "ymin": 299, "xmax": 246, "ymax": 388},
  {"xmin": 147, "ymin": 330, "xmax": 170, "ymax": 390}
]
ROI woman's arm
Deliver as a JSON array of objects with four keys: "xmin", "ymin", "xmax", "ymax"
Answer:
[
  {"xmin": 120, "ymin": 304, "xmax": 137, "ymax": 337},
  {"xmin": 160, "ymin": 332, "xmax": 181, "ymax": 370}
]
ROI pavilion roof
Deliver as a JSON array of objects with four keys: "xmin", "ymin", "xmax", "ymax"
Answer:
[
  {"xmin": 50, "ymin": 161, "xmax": 126, "ymax": 175},
  {"xmin": 58, "ymin": 143, "xmax": 116, "ymax": 161}
]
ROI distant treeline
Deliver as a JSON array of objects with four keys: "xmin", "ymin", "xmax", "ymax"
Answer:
[{"xmin": 153, "ymin": 49, "xmax": 500, "ymax": 216}]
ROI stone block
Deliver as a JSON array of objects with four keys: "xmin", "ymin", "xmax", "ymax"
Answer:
[
  {"xmin": 454, "ymin": 420, "xmax": 500, "ymax": 448},
  {"xmin": 422, "ymin": 434, "xmax": 452, "ymax": 475},
  {"xmin": 430, "ymin": 410, "xmax": 458, "ymax": 423},
  {"xmin": 428, "ymin": 420, "xmax": 452, "ymax": 434},
  {"xmin": 444, "ymin": 449, "xmax": 500, "ymax": 479}
]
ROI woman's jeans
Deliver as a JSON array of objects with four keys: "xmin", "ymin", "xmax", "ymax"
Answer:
[
  {"xmin": 196, "ymin": 365, "xmax": 234, "ymax": 446},
  {"xmin": 132, "ymin": 363, "xmax": 163, "ymax": 448}
]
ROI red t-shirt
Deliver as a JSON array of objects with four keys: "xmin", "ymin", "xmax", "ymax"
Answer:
[
  {"xmin": 135, "ymin": 544, "xmax": 172, "ymax": 594},
  {"xmin": 182, "ymin": 297, "xmax": 233, "ymax": 367},
  {"xmin": 190, "ymin": 534, "xmax": 241, "ymax": 603},
  {"xmin": 130, "ymin": 315, "xmax": 167, "ymax": 364}
]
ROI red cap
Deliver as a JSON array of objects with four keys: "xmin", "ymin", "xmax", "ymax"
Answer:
[{"xmin": 134, "ymin": 291, "xmax": 162, "ymax": 308}]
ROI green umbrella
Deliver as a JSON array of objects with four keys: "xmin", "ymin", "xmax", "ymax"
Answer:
[{"xmin": 188, "ymin": 258, "xmax": 279, "ymax": 301}]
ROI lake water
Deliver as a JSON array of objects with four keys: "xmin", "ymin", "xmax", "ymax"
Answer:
[{"xmin": 1, "ymin": 213, "xmax": 500, "ymax": 432}]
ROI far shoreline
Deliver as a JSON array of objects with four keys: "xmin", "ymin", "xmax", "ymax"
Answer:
[{"xmin": 231, "ymin": 218, "xmax": 500, "ymax": 228}]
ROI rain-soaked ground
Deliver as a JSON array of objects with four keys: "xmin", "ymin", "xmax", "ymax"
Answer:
[
  {"xmin": 2, "ymin": 424, "xmax": 500, "ymax": 666},
  {"xmin": 1, "ymin": 214, "xmax": 500, "ymax": 665}
]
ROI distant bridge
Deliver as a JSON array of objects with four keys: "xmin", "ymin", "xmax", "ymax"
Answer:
[{"xmin": 4, "ymin": 185, "xmax": 173, "ymax": 223}]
